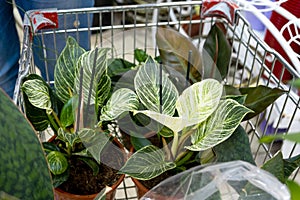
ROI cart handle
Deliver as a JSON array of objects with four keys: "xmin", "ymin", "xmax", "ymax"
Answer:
[{"xmin": 13, "ymin": 9, "xmax": 58, "ymax": 104}]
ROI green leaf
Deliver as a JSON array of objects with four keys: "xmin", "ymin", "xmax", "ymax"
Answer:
[
  {"xmin": 262, "ymin": 152, "xmax": 300, "ymax": 184},
  {"xmin": 119, "ymin": 145, "xmax": 176, "ymax": 180},
  {"xmin": 100, "ymin": 88, "xmax": 139, "ymax": 122},
  {"xmin": 22, "ymin": 79, "xmax": 52, "ymax": 111},
  {"xmin": 130, "ymin": 133, "xmax": 152, "ymax": 151},
  {"xmin": 75, "ymin": 48, "xmax": 111, "ymax": 105},
  {"xmin": 290, "ymin": 78, "xmax": 300, "ymax": 89},
  {"xmin": 42, "ymin": 142, "xmax": 60, "ymax": 154},
  {"xmin": 133, "ymin": 110, "xmax": 184, "ymax": 133},
  {"xmin": 223, "ymin": 84, "xmax": 241, "ymax": 96},
  {"xmin": 261, "ymin": 152, "xmax": 285, "ymax": 183},
  {"xmin": 57, "ymin": 128, "xmax": 80, "ymax": 148},
  {"xmin": 176, "ymin": 79, "xmax": 223, "ymax": 127},
  {"xmin": 22, "ymin": 91, "xmax": 50, "ymax": 131},
  {"xmin": 47, "ymin": 151, "xmax": 68, "ymax": 175},
  {"xmin": 54, "ymin": 36, "xmax": 86, "ymax": 103},
  {"xmin": 283, "ymin": 154, "xmax": 300, "ymax": 179},
  {"xmin": 107, "ymin": 58, "xmax": 135, "ymax": 78},
  {"xmin": 186, "ymin": 99, "xmax": 253, "ymax": 151},
  {"xmin": 21, "ymin": 74, "xmax": 63, "ymax": 132},
  {"xmin": 260, "ymin": 132, "xmax": 300, "ymax": 144},
  {"xmin": 214, "ymin": 125, "xmax": 255, "ymax": 165},
  {"xmin": 96, "ymin": 73, "xmax": 111, "ymax": 115},
  {"xmin": 158, "ymin": 126, "xmax": 174, "ymax": 138},
  {"xmin": 203, "ymin": 24, "xmax": 231, "ymax": 80},
  {"xmin": 60, "ymin": 95, "xmax": 78, "ymax": 129},
  {"xmin": 52, "ymin": 171, "xmax": 69, "ymax": 188},
  {"xmin": 224, "ymin": 94, "xmax": 247, "ymax": 104},
  {"xmin": 78, "ymin": 128, "xmax": 110, "ymax": 164},
  {"xmin": 134, "ymin": 57, "xmax": 179, "ymax": 115},
  {"xmin": 239, "ymin": 85, "xmax": 286, "ymax": 120},
  {"xmin": 156, "ymin": 27, "xmax": 202, "ymax": 83},
  {"xmin": 0, "ymin": 90, "xmax": 54, "ymax": 199},
  {"xmin": 286, "ymin": 180, "xmax": 300, "ymax": 200},
  {"xmin": 134, "ymin": 48, "xmax": 149, "ymax": 63}
]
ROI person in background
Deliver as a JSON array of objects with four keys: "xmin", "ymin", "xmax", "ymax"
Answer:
[
  {"xmin": 0, "ymin": 0, "xmax": 20, "ymax": 98},
  {"xmin": 0, "ymin": 0, "xmax": 95, "ymax": 98}
]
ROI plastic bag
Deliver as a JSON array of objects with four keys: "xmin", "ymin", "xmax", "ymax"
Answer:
[{"xmin": 141, "ymin": 160, "xmax": 290, "ymax": 200}]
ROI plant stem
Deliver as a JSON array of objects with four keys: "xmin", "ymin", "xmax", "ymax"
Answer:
[
  {"xmin": 175, "ymin": 151, "xmax": 194, "ymax": 167},
  {"xmin": 47, "ymin": 110, "xmax": 60, "ymax": 132},
  {"xmin": 162, "ymin": 137, "xmax": 173, "ymax": 161},
  {"xmin": 171, "ymin": 131, "xmax": 179, "ymax": 158},
  {"xmin": 177, "ymin": 128, "xmax": 195, "ymax": 151},
  {"xmin": 66, "ymin": 142, "xmax": 72, "ymax": 157}
]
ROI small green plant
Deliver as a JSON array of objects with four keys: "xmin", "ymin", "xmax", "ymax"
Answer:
[{"xmin": 21, "ymin": 37, "xmax": 122, "ymax": 190}]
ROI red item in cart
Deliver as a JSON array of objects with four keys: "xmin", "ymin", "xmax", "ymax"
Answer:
[{"xmin": 264, "ymin": 0, "xmax": 300, "ymax": 82}]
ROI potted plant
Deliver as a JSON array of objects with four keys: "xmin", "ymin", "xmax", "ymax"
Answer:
[
  {"xmin": 21, "ymin": 36, "xmax": 127, "ymax": 200},
  {"xmin": 94, "ymin": 24, "xmax": 289, "ymax": 198}
]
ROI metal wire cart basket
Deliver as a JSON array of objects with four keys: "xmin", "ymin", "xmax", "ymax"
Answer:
[{"xmin": 13, "ymin": 1, "xmax": 300, "ymax": 199}]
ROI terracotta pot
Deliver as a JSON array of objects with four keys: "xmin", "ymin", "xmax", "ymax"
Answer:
[
  {"xmin": 131, "ymin": 178, "xmax": 149, "ymax": 199},
  {"xmin": 131, "ymin": 178, "xmax": 181, "ymax": 200},
  {"xmin": 48, "ymin": 136, "xmax": 126, "ymax": 200},
  {"xmin": 54, "ymin": 174, "xmax": 125, "ymax": 200}
]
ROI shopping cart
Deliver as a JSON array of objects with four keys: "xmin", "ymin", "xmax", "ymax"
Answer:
[{"xmin": 13, "ymin": 1, "xmax": 300, "ymax": 199}]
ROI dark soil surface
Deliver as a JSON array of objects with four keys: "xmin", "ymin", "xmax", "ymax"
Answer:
[
  {"xmin": 58, "ymin": 141, "xmax": 125, "ymax": 195},
  {"xmin": 140, "ymin": 170, "xmax": 176, "ymax": 190}
]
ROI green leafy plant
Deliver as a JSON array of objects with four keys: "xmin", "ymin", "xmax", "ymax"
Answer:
[
  {"xmin": 21, "ymin": 36, "xmax": 127, "ymax": 194},
  {"xmin": 97, "ymin": 24, "xmax": 286, "ymax": 181}
]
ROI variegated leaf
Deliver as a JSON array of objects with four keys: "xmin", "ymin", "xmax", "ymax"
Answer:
[
  {"xmin": 119, "ymin": 145, "xmax": 176, "ymax": 180},
  {"xmin": 134, "ymin": 57, "xmax": 178, "ymax": 115},
  {"xmin": 22, "ymin": 79, "xmax": 51, "ymax": 110},
  {"xmin": 176, "ymin": 79, "xmax": 223, "ymax": 127},
  {"xmin": 186, "ymin": 99, "xmax": 253, "ymax": 151},
  {"xmin": 47, "ymin": 151, "xmax": 68, "ymax": 175},
  {"xmin": 78, "ymin": 128, "xmax": 110, "ymax": 164},
  {"xmin": 133, "ymin": 110, "xmax": 185, "ymax": 133},
  {"xmin": 54, "ymin": 36, "xmax": 86, "ymax": 103},
  {"xmin": 96, "ymin": 73, "xmax": 111, "ymax": 111},
  {"xmin": 75, "ymin": 48, "xmax": 110, "ymax": 105},
  {"xmin": 100, "ymin": 88, "xmax": 139, "ymax": 122},
  {"xmin": 57, "ymin": 128, "xmax": 80, "ymax": 147}
]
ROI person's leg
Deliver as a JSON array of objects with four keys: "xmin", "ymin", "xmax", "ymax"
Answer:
[
  {"xmin": 0, "ymin": 0, "xmax": 20, "ymax": 98},
  {"xmin": 15, "ymin": 0, "xmax": 94, "ymax": 82}
]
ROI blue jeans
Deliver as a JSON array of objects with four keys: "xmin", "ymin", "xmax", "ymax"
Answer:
[{"xmin": 0, "ymin": 0, "xmax": 20, "ymax": 98}]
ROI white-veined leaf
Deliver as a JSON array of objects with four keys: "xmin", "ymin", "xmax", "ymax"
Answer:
[
  {"xmin": 119, "ymin": 145, "xmax": 176, "ymax": 180},
  {"xmin": 186, "ymin": 99, "xmax": 253, "ymax": 151},
  {"xmin": 57, "ymin": 128, "xmax": 80, "ymax": 147},
  {"xmin": 78, "ymin": 128, "xmax": 110, "ymax": 164},
  {"xmin": 133, "ymin": 110, "xmax": 185, "ymax": 133},
  {"xmin": 47, "ymin": 151, "xmax": 68, "ymax": 175},
  {"xmin": 100, "ymin": 88, "xmax": 139, "ymax": 122},
  {"xmin": 54, "ymin": 36, "xmax": 86, "ymax": 103},
  {"xmin": 22, "ymin": 79, "xmax": 51, "ymax": 110},
  {"xmin": 176, "ymin": 79, "xmax": 223, "ymax": 127},
  {"xmin": 75, "ymin": 48, "xmax": 110, "ymax": 105},
  {"xmin": 134, "ymin": 57, "xmax": 178, "ymax": 115},
  {"xmin": 134, "ymin": 79, "xmax": 223, "ymax": 133}
]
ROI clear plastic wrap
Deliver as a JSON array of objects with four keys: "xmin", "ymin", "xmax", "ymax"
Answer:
[{"xmin": 141, "ymin": 161, "xmax": 290, "ymax": 200}]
